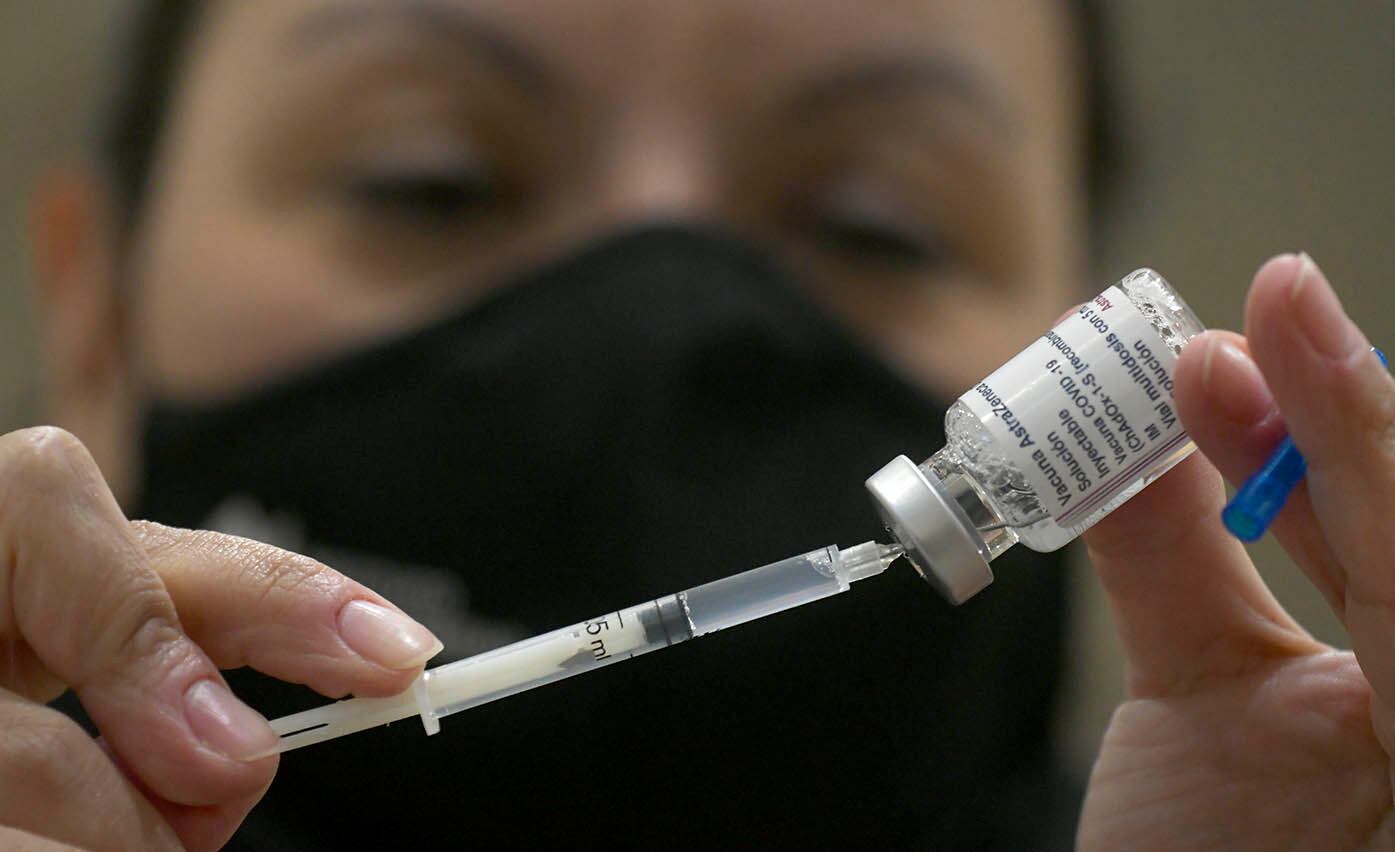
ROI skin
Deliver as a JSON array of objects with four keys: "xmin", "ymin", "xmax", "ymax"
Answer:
[
  {"xmin": 37, "ymin": 0, "xmax": 1085, "ymax": 501},
  {"xmin": 1079, "ymin": 256, "xmax": 1395, "ymax": 850},
  {"xmin": 11, "ymin": 1, "xmax": 1394, "ymax": 849}
]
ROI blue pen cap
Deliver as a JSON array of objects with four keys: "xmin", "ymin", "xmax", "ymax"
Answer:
[
  {"xmin": 1223, "ymin": 345, "xmax": 1387, "ymax": 541},
  {"xmin": 1222, "ymin": 436, "xmax": 1306, "ymax": 541}
]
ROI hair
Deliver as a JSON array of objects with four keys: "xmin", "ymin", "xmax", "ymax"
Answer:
[
  {"xmin": 96, "ymin": 0, "xmax": 1121, "ymax": 229},
  {"xmin": 1066, "ymin": 0, "xmax": 1120, "ymax": 224},
  {"xmin": 98, "ymin": 0, "xmax": 209, "ymax": 226}
]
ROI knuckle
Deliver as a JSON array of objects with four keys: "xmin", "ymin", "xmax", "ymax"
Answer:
[
  {"xmin": 1329, "ymin": 362, "xmax": 1395, "ymax": 462},
  {"xmin": 0, "ymin": 427, "xmax": 102, "ymax": 519},
  {"xmin": 153, "ymin": 526, "xmax": 347, "ymax": 617},
  {"xmin": 81, "ymin": 579, "xmax": 185, "ymax": 687},
  {"xmin": 1374, "ymin": 392, "xmax": 1395, "ymax": 455},
  {"xmin": 1, "ymin": 427, "xmax": 95, "ymax": 484},
  {"xmin": 270, "ymin": 548, "xmax": 335, "ymax": 593},
  {"xmin": 143, "ymin": 523, "xmax": 340, "ymax": 605},
  {"xmin": 1356, "ymin": 377, "xmax": 1395, "ymax": 472},
  {"xmin": 115, "ymin": 583, "xmax": 184, "ymax": 658},
  {"xmin": 221, "ymin": 535, "xmax": 340, "ymax": 610}
]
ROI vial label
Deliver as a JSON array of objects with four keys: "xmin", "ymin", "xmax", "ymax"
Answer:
[{"xmin": 959, "ymin": 286, "xmax": 1187, "ymax": 527}]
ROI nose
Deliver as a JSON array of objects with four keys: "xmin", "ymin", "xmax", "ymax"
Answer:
[{"xmin": 589, "ymin": 114, "xmax": 725, "ymax": 225}]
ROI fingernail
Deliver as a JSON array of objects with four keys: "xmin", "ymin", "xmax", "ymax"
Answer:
[
  {"xmin": 1202, "ymin": 336, "xmax": 1274, "ymax": 424},
  {"xmin": 184, "ymin": 679, "xmax": 279, "ymax": 762},
  {"xmin": 338, "ymin": 600, "xmax": 444, "ymax": 670},
  {"xmin": 1290, "ymin": 252, "xmax": 1364, "ymax": 359}
]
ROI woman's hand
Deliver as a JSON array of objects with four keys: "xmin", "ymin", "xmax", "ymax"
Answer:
[
  {"xmin": 1078, "ymin": 253, "xmax": 1394, "ymax": 850},
  {"xmin": 0, "ymin": 428, "xmax": 442, "ymax": 851}
]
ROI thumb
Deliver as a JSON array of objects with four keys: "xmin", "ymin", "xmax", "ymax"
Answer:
[{"xmin": 1081, "ymin": 406, "xmax": 1319, "ymax": 699}]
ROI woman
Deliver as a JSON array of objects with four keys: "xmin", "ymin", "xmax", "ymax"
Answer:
[{"xmin": 7, "ymin": 0, "xmax": 1392, "ymax": 849}]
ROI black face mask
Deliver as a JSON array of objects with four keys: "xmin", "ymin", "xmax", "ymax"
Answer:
[
  {"xmin": 133, "ymin": 226, "xmax": 1072, "ymax": 849},
  {"xmin": 137, "ymin": 225, "xmax": 953, "ymax": 617}
]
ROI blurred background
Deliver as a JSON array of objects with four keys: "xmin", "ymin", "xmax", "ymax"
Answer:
[{"xmin": 1, "ymin": 0, "xmax": 1391, "ymax": 774}]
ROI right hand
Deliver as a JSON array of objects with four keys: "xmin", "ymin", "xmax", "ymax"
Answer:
[
  {"xmin": 0, "ymin": 427, "xmax": 443, "ymax": 851},
  {"xmin": 1077, "ymin": 254, "xmax": 1395, "ymax": 849}
]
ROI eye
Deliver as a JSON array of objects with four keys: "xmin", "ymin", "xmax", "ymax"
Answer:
[
  {"xmin": 809, "ymin": 208, "xmax": 946, "ymax": 268},
  {"xmin": 799, "ymin": 181, "xmax": 952, "ymax": 271},
  {"xmin": 344, "ymin": 166, "xmax": 498, "ymax": 222}
]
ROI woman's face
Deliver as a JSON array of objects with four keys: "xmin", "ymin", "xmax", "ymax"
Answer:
[{"xmin": 46, "ymin": 0, "xmax": 1088, "ymax": 489}]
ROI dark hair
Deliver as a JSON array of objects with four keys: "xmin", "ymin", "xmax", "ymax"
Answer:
[
  {"xmin": 1068, "ymin": 0, "xmax": 1122, "ymax": 228},
  {"xmin": 97, "ymin": 0, "xmax": 1120, "ymax": 227},
  {"xmin": 98, "ymin": 0, "xmax": 209, "ymax": 225}
]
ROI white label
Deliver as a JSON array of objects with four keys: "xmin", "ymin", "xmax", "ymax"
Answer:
[{"xmin": 958, "ymin": 286, "xmax": 1188, "ymax": 527}]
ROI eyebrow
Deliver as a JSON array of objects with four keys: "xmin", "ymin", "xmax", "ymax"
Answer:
[
  {"xmin": 290, "ymin": 0, "xmax": 557, "ymax": 98},
  {"xmin": 784, "ymin": 54, "xmax": 1018, "ymax": 137}
]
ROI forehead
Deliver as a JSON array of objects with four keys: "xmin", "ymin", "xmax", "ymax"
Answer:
[{"xmin": 198, "ymin": 0, "xmax": 1075, "ymax": 127}]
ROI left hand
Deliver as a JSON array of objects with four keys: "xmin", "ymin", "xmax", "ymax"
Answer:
[{"xmin": 1077, "ymin": 253, "xmax": 1395, "ymax": 850}]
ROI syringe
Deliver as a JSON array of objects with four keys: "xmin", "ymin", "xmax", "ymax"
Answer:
[{"xmin": 260, "ymin": 540, "xmax": 903, "ymax": 755}]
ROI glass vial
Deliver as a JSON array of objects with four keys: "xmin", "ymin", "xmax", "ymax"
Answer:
[{"xmin": 866, "ymin": 269, "xmax": 1205, "ymax": 603}]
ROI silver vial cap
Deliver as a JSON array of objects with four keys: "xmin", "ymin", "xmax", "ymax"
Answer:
[{"xmin": 865, "ymin": 455, "xmax": 993, "ymax": 605}]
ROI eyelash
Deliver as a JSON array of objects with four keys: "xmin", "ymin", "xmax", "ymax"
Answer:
[
  {"xmin": 344, "ymin": 167, "xmax": 498, "ymax": 222},
  {"xmin": 342, "ymin": 163, "xmax": 951, "ymax": 269},
  {"xmin": 804, "ymin": 203, "xmax": 951, "ymax": 271}
]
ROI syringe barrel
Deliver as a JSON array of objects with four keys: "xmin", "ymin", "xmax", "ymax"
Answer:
[
  {"xmin": 266, "ymin": 542, "xmax": 898, "ymax": 754},
  {"xmin": 680, "ymin": 545, "xmax": 846, "ymax": 637},
  {"xmin": 423, "ymin": 546, "xmax": 867, "ymax": 720},
  {"xmin": 425, "ymin": 594, "xmax": 693, "ymax": 721}
]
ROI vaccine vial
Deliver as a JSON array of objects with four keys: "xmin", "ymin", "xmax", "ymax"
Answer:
[{"xmin": 866, "ymin": 269, "xmax": 1205, "ymax": 603}]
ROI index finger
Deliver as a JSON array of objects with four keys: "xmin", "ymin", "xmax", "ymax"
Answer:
[
  {"xmin": 0, "ymin": 427, "xmax": 274, "ymax": 814},
  {"xmin": 134, "ymin": 522, "xmax": 443, "ymax": 700},
  {"xmin": 0, "ymin": 427, "xmax": 443, "ymax": 845},
  {"xmin": 1243, "ymin": 254, "xmax": 1395, "ymax": 701}
]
